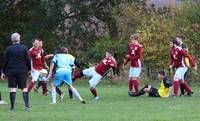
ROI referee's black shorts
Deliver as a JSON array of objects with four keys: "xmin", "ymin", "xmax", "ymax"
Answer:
[{"xmin": 6, "ymin": 69, "xmax": 28, "ymax": 89}]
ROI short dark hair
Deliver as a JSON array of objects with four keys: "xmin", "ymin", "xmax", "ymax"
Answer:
[
  {"xmin": 158, "ymin": 70, "xmax": 165, "ymax": 76},
  {"xmin": 130, "ymin": 34, "xmax": 139, "ymax": 40},
  {"xmin": 59, "ymin": 47, "xmax": 68, "ymax": 54},
  {"xmin": 106, "ymin": 48, "xmax": 114, "ymax": 55},
  {"xmin": 32, "ymin": 38, "xmax": 42, "ymax": 43},
  {"xmin": 172, "ymin": 39, "xmax": 179, "ymax": 45}
]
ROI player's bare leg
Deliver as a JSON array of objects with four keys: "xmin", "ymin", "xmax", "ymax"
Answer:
[{"xmin": 33, "ymin": 85, "xmax": 38, "ymax": 93}]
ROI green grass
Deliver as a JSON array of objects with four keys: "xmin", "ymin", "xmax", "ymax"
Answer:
[{"xmin": 0, "ymin": 81, "xmax": 200, "ymax": 121}]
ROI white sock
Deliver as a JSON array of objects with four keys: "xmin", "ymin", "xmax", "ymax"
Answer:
[
  {"xmin": 52, "ymin": 88, "xmax": 56, "ymax": 103},
  {"xmin": 71, "ymin": 87, "xmax": 83, "ymax": 101}
]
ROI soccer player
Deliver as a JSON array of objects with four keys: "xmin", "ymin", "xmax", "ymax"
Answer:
[
  {"xmin": 136, "ymin": 70, "xmax": 172, "ymax": 97},
  {"xmin": 1, "ymin": 33, "xmax": 31, "ymax": 111},
  {"xmin": 27, "ymin": 38, "xmax": 49, "ymax": 96},
  {"xmin": 56, "ymin": 53, "xmax": 80, "ymax": 100},
  {"xmin": 73, "ymin": 49, "xmax": 117, "ymax": 100},
  {"xmin": 175, "ymin": 35, "xmax": 191, "ymax": 96},
  {"xmin": 47, "ymin": 47, "xmax": 86, "ymax": 104},
  {"xmin": 123, "ymin": 34, "xmax": 142, "ymax": 96},
  {"xmin": 33, "ymin": 40, "xmax": 49, "ymax": 96},
  {"xmin": 169, "ymin": 39, "xmax": 197, "ymax": 97}
]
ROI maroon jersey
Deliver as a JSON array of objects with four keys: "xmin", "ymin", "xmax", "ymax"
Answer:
[
  {"xmin": 95, "ymin": 57, "xmax": 117, "ymax": 76},
  {"xmin": 29, "ymin": 47, "xmax": 45, "ymax": 70},
  {"xmin": 169, "ymin": 47, "xmax": 195, "ymax": 68},
  {"xmin": 124, "ymin": 43, "xmax": 142, "ymax": 67}
]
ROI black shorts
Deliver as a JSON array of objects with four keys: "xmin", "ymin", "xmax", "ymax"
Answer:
[
  {"xmin": 149, "ymin": 87, "xmax": 160, "ymax": 97},
  {"xmin": 6, "ymin": 69, "xmax": 28, "ymax": 89}
]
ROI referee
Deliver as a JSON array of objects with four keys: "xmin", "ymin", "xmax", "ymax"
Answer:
[{"xmin": 1, "ymin": 33, "xmax": 31, "ymax": 111}]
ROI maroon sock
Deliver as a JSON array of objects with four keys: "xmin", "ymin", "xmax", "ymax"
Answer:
[
  {"xmin": 182, "ymin": 82, "xmax": 192, "ymax": 94},
  {"xmin": 90, "ymin": 87, "xmax": 97, "ymax": 97},
  {"xmin": 128, "ymin": 80, "xmax": 134, "ymax": 92},
  {"xmin": 133, "ymin": 80, "xmax": 139, "ymax": 93},
  {"xmin": 41, "ymin": 82, "xmax": 47, "ymax": 95},
  {"xmin": 173, "ymin": 81, "xmax": 179, "ymax": 96},
  {"xmin": 27, "ymin": 82, "xmax": 35, "ymax": 92}
]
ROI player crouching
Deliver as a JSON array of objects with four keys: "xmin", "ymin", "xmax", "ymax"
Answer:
[
  {"xmin": 47, "ymin": 47, "xmax": 86, "ymax": 104},
  {"xmin": 134, "ymin": 70, "xmax": 173, "ymax": 98}
]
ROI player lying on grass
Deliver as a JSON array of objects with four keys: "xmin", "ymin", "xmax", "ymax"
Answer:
[
  {"xmin": 47, "ymin": 47, "xmax": 86, "ymax": 104},
  {"xmin": 169, "ymin": 39, "xmax": 197, "ymax": 97},
  {"xmin": 134, "ymin": 70, "xmax": 172, "ymax": 97},
  {"xmin": 72, "ymin": 49, "xmax": 117, "ymax": 100}
]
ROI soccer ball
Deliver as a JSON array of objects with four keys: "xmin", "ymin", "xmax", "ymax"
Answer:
[{"xmin": 40, "ymin": 69, "xmax": 48, "ymax": 77}]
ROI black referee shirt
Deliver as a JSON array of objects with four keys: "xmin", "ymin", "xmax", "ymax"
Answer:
[{"xmin": 3, "ymin": 43, "xmax": 31, "ymax": 73}]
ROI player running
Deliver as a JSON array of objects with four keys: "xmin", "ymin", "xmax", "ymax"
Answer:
[
  {"xmin": 123, "ymin": 34, "xmax": 142, "ymax": 97},
  {"xmin": 72, "ymin": 49, "xmax": 117, "ymax": 100},
  {"xmin": 33, "ymin": 40, "xmax": 50, "ymax": 96},
  {"xmin": 47, "ymin": 47, "xmax": 86, "ymax": 104},
  {"xmin": 169, "ymin": 39, "xmax": 197, "ymax": 97},
  {"xmin": 55, "ymin": 53, "xmax": 81, "ymax": 100},
  {"xmin": 136, "ymin": 70, "xmax": 173, "ymax": 98},
  {"xmin": 27, "ymin": 38, "xmax": 48, "ymax": 96}
]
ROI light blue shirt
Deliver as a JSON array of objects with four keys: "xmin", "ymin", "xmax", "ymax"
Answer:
[{"xmin": 52, "ymin": 54, "xmax": 74, "ymax": 72}]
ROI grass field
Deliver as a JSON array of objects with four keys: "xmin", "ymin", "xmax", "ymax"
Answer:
[{"xmin": 0, "ymin": 81, "xmax": 200, "ymax": 121}]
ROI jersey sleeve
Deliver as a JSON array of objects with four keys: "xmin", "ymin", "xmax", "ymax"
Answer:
[
  {"xmin": 163, "ymin": 77, "xmax": 172, "ymax": 88},
  {"xmin": 180, "ymin": 50, "xmax": 195, "ymax": 67}
]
